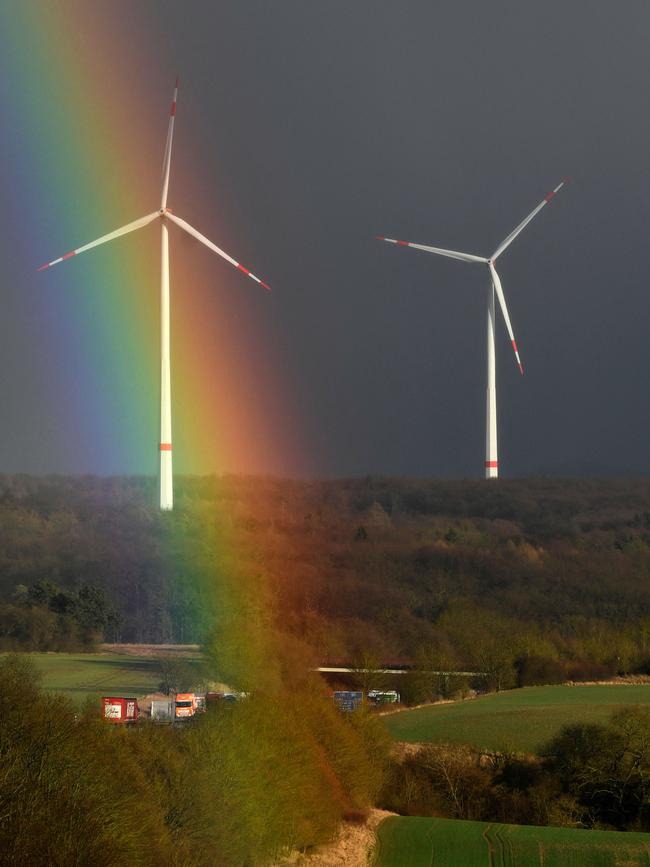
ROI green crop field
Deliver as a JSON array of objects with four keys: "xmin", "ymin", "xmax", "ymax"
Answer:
[
  {"xmin": 383, "ymin": 685, "xmax": 650, "ymax": 753},
  {"xmin": 374, "ymin": 816, "xmax": 650, "ymax": 866},
  {"xmin": 7, "ymin": 651, "xmax": 202, "ymax": 705}
]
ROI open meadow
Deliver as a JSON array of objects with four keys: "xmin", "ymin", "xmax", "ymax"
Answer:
[
  {"xmin": 374, "ymin": 816, "xmax": 650, "ymax": 867},
  {"xmin": 383, "ymin": 684, "xmax": 650, "ymax": 753},
  {"xmin": 11, "ymin": 650, "xmax": 203, "ymax": 705}
]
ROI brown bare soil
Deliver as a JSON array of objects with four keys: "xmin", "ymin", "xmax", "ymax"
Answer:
[{"xmin": 99, "ymin": 643, "xmax": 201, "ymax": 657}]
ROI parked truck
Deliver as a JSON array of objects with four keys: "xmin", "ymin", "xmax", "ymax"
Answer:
[
  {"xmin": 332, "ymin": 690, "xmax": 363, "ymax": 712},
  {"xmin": 367, "ymin": 689, "xmax": 400, "ymax": 705},
  {"xmin": 102, "ymin": 696, "xmax": 139, "ymax": 724},
  {"xmin": 151, "ymin": 699, "xmax": 174, "ymax": 722},
  {"xmin": 174, "ymin": 692, "xmax": 198, "ymax": 720}
]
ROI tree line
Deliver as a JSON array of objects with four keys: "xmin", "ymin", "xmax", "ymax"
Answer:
[{"xmin": 0, "ymin": 580, "xmax": 118, "ymax": 651}]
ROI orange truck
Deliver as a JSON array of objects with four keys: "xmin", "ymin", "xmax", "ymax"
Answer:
[{"xmin": 173, "ymin": 693, "xmax": 197, "ymax": 720}]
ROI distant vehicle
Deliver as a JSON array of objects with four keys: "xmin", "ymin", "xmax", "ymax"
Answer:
[
  {"xmin": 174, "ymin": 693, "xmax": 198, "ymax": 720},
  {"xmin": 368, "ymin": 690, "xmax": 400, "ymax": 705},
  {"xmin": 102, "ymin": 696, "xmax": 139, "ymax": 724},
  {"xmin": 333, "ymin": 690, "xmax": 363, "ymax": 712},
  {"xmin": 151, "ymin": 699, "xmax": 174, "ymax": 722}
]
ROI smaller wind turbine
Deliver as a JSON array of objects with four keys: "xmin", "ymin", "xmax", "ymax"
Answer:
[
  {"xmin": 377, "ymin": 179, "xmax": 568, "ymax": 478},
  {"xmin": 38, "ymin": 77, "xmax": 271, "ymax": 510}
]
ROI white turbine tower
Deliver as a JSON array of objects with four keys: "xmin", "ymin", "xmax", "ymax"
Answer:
[
  {"xmin": 38, "ymin": 78, "xmax": 271, "ymax": 510},
  {"xmin": 377, "ymin": 179, "xmax": 568, "ymax": 479}
]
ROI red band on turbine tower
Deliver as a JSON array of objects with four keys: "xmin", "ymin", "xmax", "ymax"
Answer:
[
  {"xmin": 160, "ymin": 443, "xmax": 172, "ymax": 451},
  {"xmin": 485, "ymin": 461, "xmax": 499, "ymax": 468}
]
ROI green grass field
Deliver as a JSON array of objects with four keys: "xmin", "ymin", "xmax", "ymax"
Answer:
[
  {"xmin": 374, "ymin": 816, "xmax": 650, "ymax": 866},
  {"xmin": 11, "ymin": 652, "xmax": 202, "ymax": 705},
  {"xmin": 383, "ymin": 685, "xmax": 650, "ymax": 753}
]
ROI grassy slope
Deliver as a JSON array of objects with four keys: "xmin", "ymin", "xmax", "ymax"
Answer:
[
  {"xmin": 13, "ymin": 652, "xmax": 201, "ymax": 704},
  {"xmin": 374, "ymin": 816, "xmax": 650, "ymax": 867},
  {"xmin": 383, "ymin": 685, "xmax": 650, "ymax": 753}
]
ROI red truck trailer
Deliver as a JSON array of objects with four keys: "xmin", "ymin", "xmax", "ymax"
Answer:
[{"xmin": 102, "ymin": 696, "xmax": 139, "ymax": 724}]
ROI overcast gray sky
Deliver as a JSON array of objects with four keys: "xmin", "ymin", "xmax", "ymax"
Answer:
[{"xmin": 2, "ymin": 1, "xmax": 650, "ymax": 478}]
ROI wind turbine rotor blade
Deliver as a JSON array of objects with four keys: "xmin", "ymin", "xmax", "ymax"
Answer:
[
  {"xmin": 488, "ymin": 261, "xmax": 524, "ymax": 375},
  {"xmin": 37, "ymin": 211, "xmax": 160, "ymax": 271},
  {"xmin": 376, "ymin": 235, "xmax": 487, "ymax": 264},
  {"xmin": 491, "ymin": 178, "xmax": 569, "ymax": 261},
  {"xmin": 160, "ymin": 75, "xmax": 179, "ymax": 210},
  {"xmin": 166, "ymin": 212, "xmax": 271, "ymax": 290}
]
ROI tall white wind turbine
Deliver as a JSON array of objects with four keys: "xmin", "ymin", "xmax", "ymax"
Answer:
[
  {"xmin": 377, "ymin": 179, "xmax": 568, "ymax": 478},
  {"xmin": 37, "ymin": 78, "xmax": 271, "ymax": 510}
]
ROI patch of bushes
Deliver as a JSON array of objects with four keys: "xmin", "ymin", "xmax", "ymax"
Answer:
[
  {"xmin": 379, "ymin": 706, "xmax": 650, "ymax": 832},
  {"xmin": 0, "ymin": 655, "xmax": 389, "ymax": 866}
]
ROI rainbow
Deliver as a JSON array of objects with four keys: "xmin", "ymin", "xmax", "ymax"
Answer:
[{"xmin": 1, "ymin": 3, "xmax": 303, "ymax": 479}]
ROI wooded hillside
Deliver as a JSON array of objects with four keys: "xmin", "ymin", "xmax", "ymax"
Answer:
[{"xmin": 1, "ymin": 475, "xmax": 650, "ymax": 689}]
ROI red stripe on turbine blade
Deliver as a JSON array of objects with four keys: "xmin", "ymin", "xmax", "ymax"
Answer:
[
  {"xmin": 544, "ymin": 191, "xmax": 556, "ymax": 202},
  {"xmin": 396, "ymin": 240, "xmax": 409, "ymax": 247},
  {"xmin": 260, "ymin": 280, "xmax": 271, "ymax": 291},
  {"xmin": 237, "ymin": 263, "xmax": 251, "ymax": 276},
  {"xmin": 375, "ymin": 235, "xmax": 385, "ymax": 241},
  {"xmin": 511, "ymin": 339, "xmax": 518, "ymax": 352},
  {"xmin": 37, "ymin": 263, "xmax": 50, "ymax": 272},
  {"xmin": 62, "ymin": 251, "xmax": 76, "ymax": 260},
  {"xmin": 485, "ymin": 461, "xmax": 499, "ymax": 468},
  {"xmin": 175, "ymin": 74, "xmax": 180, "ymax": 88},
  {"xmin": 159, "ymin": 443, "xmax": 172, "ymax": 451},
  {"xmin": 170, "ymin": 101, "xmax": 176, "ymax": 116},
  {"xmin": 518, "ymin": 363, "xmax": 524, "ymax": 376},
  {"xmin": 562, "ymin": 176, "xmax": 571, "ymax": 184}
]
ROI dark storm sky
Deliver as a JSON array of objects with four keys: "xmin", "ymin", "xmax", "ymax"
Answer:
[{"xmin": 3, "ymin": 1, "xmax": 650, "ymax": 479}]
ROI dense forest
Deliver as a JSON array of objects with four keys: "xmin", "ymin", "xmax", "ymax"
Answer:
[{"xmin": 2, "ymin": 474, "xmax": 650, "ymax": 691}]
